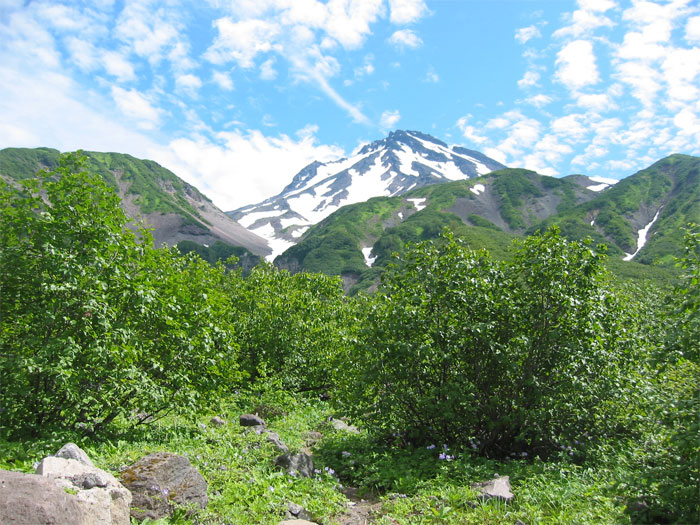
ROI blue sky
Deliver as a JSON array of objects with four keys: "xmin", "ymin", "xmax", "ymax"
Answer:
[{"xmin": 1, "ymin": 0, "xmax": 699, "ymax": 210}]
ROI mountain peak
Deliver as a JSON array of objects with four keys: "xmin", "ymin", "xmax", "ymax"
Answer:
[{"xmin": 228, "ymin": 130, "xmax": 507, "ymax": 259}]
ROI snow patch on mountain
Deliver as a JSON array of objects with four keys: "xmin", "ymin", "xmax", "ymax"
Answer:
[
  {"xmin": 624, "ymin": 207, "xmax": 662, "ymax": 261},
  {"xmin": 407, "ymin": 198, "xmax": 427, "ymax": 211},
  {"xmin": 470, "ymin": 184, "xmax": 486, "ymax": 195},
  {"xmin": 228, "ymin": 130, "xmax": 506, "ymax": 259},
  {"xmin": 362, "ymin": 247, "xmax": 377, "ymax": 267}
]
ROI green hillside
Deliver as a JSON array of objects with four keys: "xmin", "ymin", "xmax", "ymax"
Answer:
[
  {"xmin": 275, "ymin": 160, "xmax": 694, "ymax": 292},
  {"xmin": 0, "ymin": 147, "xmax": 209, "ymax": 228},
  {"xmin": 536, "ymin": 154, "xmax": 699, "ymax": 266}
]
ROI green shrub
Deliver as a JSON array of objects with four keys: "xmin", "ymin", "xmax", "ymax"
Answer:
[
  {"xmin": 335, "ymin": 227, "xmax": 635, "ymax": 457},
  {"xmin": 230, "ymin": 263, "xmax": 351, "ymax": 392},
  {"xmin": 0, "ymin": 153, "xmax": 239, "ymax": 437}
]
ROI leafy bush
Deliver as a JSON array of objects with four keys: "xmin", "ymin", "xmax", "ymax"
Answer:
[
  {"xmin": 0, "ymin": 153, "xmax": 239, "ymax": 437},
  {"xmin": 230, "ymin": 263, "xmax": 351, "ymax": 392},
  {"xmin": 336, "ymin": 227, "xmax": 635, "ymax": 457}
]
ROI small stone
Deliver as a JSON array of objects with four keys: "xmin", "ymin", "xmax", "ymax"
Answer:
[
  {"xmin": 210, "ymin": 416, "xmax": 226, "ymax": 426},
  {"xmin": 304, "ymin": 431, "xmax": 323, "ymax": 446},
  {"xmin": 266, "ymin": 432, "xmax": 289, "ymax": 453},
  {"xmin": 275, "ymin": 452, "xmax": 314, "ymax": 478},
  {"xmin": 240, "ymin": 414, "xmax": 266, "ymax": 427},
  {"xmin": 472, "ymin": 475, "xmax": 514, "ymax": 502},
  {"xmin": 330, "ymin": 418, "xmax": 359, "ymax": 434},
  {"xmin": 55, "ymin": 443, "xmax": 94, "ymax": 467}
]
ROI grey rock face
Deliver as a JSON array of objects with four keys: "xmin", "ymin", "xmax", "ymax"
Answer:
[
  {"xmin": 55, "ymin": 443, "xmax": 94, "ymax": 467},
  {"xmin": 330, "ymin": 418, "xmax": 359, "ymax": 434},
  {"xmin": 119, "ymin": 452, "xmax": 208, "ymax": 521},
  {"xmin": 274, "ymin": 452, "xmax": 314, "ymax": 478},
  {"xmin": 0, "ymin": 469, "xmax": 86, "ymax": 525},
  {"xmin": 266, "ymin": 432, "xmax": 289, "ymax": 453}
]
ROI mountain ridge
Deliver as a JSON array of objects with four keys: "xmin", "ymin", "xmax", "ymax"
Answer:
[
  {"xmin": 0, "ymin": 147, "xmax": 271, "ymax": 257},
  {"xmin": 228, "ymin": 130, "xmax": 507, "ymax": 258}
]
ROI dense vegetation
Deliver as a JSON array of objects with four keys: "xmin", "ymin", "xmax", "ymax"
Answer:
[{"xmin": 1, "ymin": 154, "xmax": 698, "ymax": 524}]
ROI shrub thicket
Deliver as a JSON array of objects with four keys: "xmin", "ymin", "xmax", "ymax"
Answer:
[
  {"xmin": 335, "ymin": 228, "xmax": 636, "ymax": 457},
  {"xmin": 0, "ymin": 154, "xmax": 239, "ymax": 436}
]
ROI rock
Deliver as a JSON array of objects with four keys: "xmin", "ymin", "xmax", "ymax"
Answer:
[
  {"xmin": 278, "ymin": 520, "xmax": 318, "ymax": 525},
  {"xmin": 210, "ymin": 416, "xmax": 226, "ymax": 426},
  {"xmin": 515, "ymin": 520, "xmax": 527, "ymax": 525},
  {"xmin": 55, "ymin": 443, "xmax": 94, "ymax": 467},
  {"xmin": 240, "ymin": 414, "xmax": 266, "ymax": 427},
  {"xmin": 0, "ymin": 469, "xmax": 86, "ymax": 525},
  {"xmin": 36, "ymin": 455, "xmax": 132, "ymax": 525},
  {"xmin": 472, "ymin": 476, "xmax": 514, "ymax": 502},
  {"xmin": 330, "ymin": 418, "xmax": 359, "ymax": 434},
  {"xmin": 119, "ymin": 452, "xmax": 208, "ymax": 521},
  {"xmin": 286, "ymin": 502, "xmax": 314, "ymax": 521},
  {"xmin": 266, "ymin": 432, "xmax": 289, "ymax": 453},
  {"xmin": 274, "ymin": 452, "xmax": 314, "ymax": 478}
]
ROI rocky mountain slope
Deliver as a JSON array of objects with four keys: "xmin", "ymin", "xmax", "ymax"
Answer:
[
  {"xmin": 227, "ymin": 130, "xmax": 506, "ymax": 258},
  {"xmin": 0, "ymin": 147, "xmax": 271, "ymax": 257},
  {"xmin": 275, "ymin": 155, "xmax": 697, "ymax": 292}
]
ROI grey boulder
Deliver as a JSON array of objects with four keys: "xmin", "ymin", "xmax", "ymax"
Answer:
[
  {"xmin": 0, "ymin": 469, "xmax": 85, "ymax": 525},
  {"xmin": 119, "ymin": 452, "xmax": 208, "ymax": 521}
]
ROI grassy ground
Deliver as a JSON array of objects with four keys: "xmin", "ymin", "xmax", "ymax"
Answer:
[{"xmin": 1, "ymin": 391, "xmax": 641, "ymax": 524}]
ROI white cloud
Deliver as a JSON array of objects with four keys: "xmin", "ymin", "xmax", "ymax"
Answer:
[
  {"xmin": 686, "ymin": 16, "xmax": 700, "ymax": 43},
  {"xmin": 205, "ymin": 18, "xmax": 280, "ymax": 68},
  {"xmin": 515, "ymin": 25, "xmax": 541, "ymax": 44},
  {"xmin": 102, "ymin": 50, "xmax": 136, "ymax": 82},
  {"xmin": 673, "ymin": 108, "xmax": 700, "ymax": 136},
  {"xmin": 111, "ymin": 86, "xmax": 162, "ymax": 129},
  {"xmin": 517, "ymin": 70, "xmax": 540, "ymax": 88},
  {"xmin": 380, "ymin": 109, "xmax": 401, "ymax": 130},
  {"xmin": 388, "ymin": 29, "xmax": 423, "ymax": 49},
  {"xmin": 115, "ymin": 1, "xmax": 180, "ymax": 64},
  {"xmin": 156, "ymin": 128, "xmax": 346, "ymax": 210},
  {"xmin": 212, "ymin": 70, "xmax": 234, "ymax": 90},
  {"xmin": 551, "ymin": 114, "xmax": 589, "ymax": 141},
  {"xmin": 553, "ymin": 0, "xmax": 616, "ymax": 38},
  {"xmin": 555, "ymin": 40, "xmax": 600, "ymax": 90},
  {"xmin": 424, "ymin": 69, "xmax": 439, "ymax": 83},
  {"xmin": 456, "ymin": 115, "xmax": 488, "ymax": 145},
  {"xmin": 65, "ymin": 36, "xmax": 99, "ymax": 71},
  {"xmin": 176, "ymin": 73, "xmax": 202, "ymax": 95},
  {"xmin": 615, "ymin": 60, "xmax": 661, "ymax": 107},
  {"xmin": 323, "ymin": 0, "xmax": 385, "ymax": 49},
  {"xmin": 525, "ymin": 94, "xmax": 553, "ymax": 108},
  {"xmin": 576, "ymin": 92, "xmax": 617, "ymax": 111},
  {"xmin": 388, "ymin": 0, "xmax": 428, "ymax": 24},
  {"xmin": 260, "ymin": 58, "xmax": 278, "ymax": 80},
  {"xmin": 662, "ymin": 48, "xmax": 700, "ymax": 108},
  {"xmin": 0, "ymin": 63, "xmax": 163, "ymax": 158}
]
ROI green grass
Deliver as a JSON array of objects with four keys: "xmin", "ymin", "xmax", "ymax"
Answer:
[{"xmin": 0, "ymin": 391, "xmax": 651, "ymax": 525}]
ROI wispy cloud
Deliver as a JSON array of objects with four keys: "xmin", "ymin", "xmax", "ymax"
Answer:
[
  {"xmin": 388, "ymin": 29, "xmax": 423, "ymax": 49},
  {"xmin": 380, "ymin": 109, "xmax": 401, "ymax": 131}
]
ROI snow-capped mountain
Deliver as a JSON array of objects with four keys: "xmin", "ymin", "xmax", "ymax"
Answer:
[{"xmin": 228, "ymin": 130, "xmax": 506, "ymax": 258}]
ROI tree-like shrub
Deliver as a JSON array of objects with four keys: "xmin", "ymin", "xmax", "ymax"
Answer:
[
  {"xmin": 0, "ymin": 153, "xmax": 239, "ymax": 436},
  {"xmin": 336, "ymin": 228, "xmax": 634, "ymax": 457},
  {"xmin": 230, "ymin": 262, "xmax": 351, "ymax": 392}
]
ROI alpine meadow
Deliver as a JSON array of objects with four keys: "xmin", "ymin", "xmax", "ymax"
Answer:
[
  {"xmin": 0, "ymin": 150, "xmax": 698, "ymax": 523},
  {"xmin": 1, "ymin": 0, "xmax": 700, "ymax": 523}
]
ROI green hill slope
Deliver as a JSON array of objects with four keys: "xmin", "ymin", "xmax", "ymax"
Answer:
[
  {"xmin": 0, "ymin": 147, "xmax": 271, "ymax": 256},
  {"xmin": 536, "ymin": 154, "xmax": 699, "ymax": 265},
  {"xmin": 275, "ymin": 160, "xmax": 693, "ymax": 292}
]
